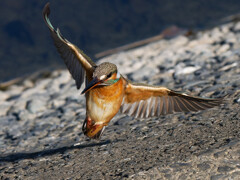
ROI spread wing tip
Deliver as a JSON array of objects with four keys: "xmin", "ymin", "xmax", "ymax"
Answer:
[
  {"xmin": 43, "ymin": 2, "xmax": 50, "ymax": 21},
  {"xmin": 214, "ymin": 93, "xmax": 228, "ymax": 105},
  {"xmin": 120, "ymin": 84, "xmax": 227, "ymax": 118},
  {"xmin": 42, "ymin": 2, "xmax": 96, "ymax": 90},
  {"xmin": 43, "ymin": 2, "xmax": 56, "ymax": 32}
]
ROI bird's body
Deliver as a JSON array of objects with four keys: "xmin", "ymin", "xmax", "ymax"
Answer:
[
  {"xmin": 87, "ymin": 79, "xmax": 125, "ymax": 123},
  {"xmin": 43, "ymin": 3, "xmax": 224, "ymax": 139},
  {"xmin": 84, "ymin": 76, "xmax": 125, "ymax": 138}
]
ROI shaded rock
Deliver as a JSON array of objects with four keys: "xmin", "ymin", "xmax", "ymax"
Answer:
[
  {"xmin": 217, "ymin": 166, "xmax": 234, "ymax": 173},
  {"xmin": 197, "ymin": 162, "xmax": 211, "ymax": 171},
  {"xmin": 0, "ymin": 115, "xmax": 16, "ymax": 127},
  {"xmin": 210, "ymin": 174, "xmax": 225, "ymax": 180}
]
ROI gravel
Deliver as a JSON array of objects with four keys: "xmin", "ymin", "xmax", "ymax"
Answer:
[{"xmin": 0, "ymin": 21, "xmax": 240, "ymax": 179}]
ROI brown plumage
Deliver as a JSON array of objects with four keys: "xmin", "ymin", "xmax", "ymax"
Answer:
[
  {"xmin": 121, "ymin": 83, "xmax": 223, "ymax": 118},
  {"xmin": 43, "ymin": 3, "xmax": 224, "ymax": 139}
]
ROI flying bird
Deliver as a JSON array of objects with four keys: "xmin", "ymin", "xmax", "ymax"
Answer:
[{"xmin": 43, "ymin": 3, "xmax": 224, "ymax": 139}]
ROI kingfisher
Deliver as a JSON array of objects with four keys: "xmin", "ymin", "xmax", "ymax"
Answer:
[{"xmin": 43, "ymin": 3, "xmax": 224, "ymax": 139}]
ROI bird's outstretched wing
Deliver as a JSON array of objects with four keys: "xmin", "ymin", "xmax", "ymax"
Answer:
[
  {"xmin": 120, "ymin": 81, "xmax": 224, "ymax": 118},
  {"xmin": 43, "ymin": 3, "xmax": 96, "ymax": 89}
]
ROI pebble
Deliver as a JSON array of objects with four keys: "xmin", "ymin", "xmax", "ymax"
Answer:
[
  {"xmin": 26, "ymin": 99, "xmax": 47, "ymax": 114},
  {"xmin": 6, "ymin": 85, "xmax": 24, "ymax": 97},
  {"xmin": 237, "ymin": 98, "xmax": 240, "ymax": 103},
  {"xmin": 217, "ymin": 166, "xmax": 235, "ymax": 173},
  {"xmin": 233, "ymin": 21, "xmax": 240, "ymax": 31},
  {"xmin": 197, "ymin": 162, "xmax": 211, "ymax": 171},
  {"xmin": 175, "ymin": 65, "xmax": 200, "ymax": 76},
  {"xmin": 0, "ymin": 102, "xmax": 12, "ymax": 117},
  {"xmin": 0, "ymin": 115, "xmax": 16, "ymax": 127},
  {"xmin": 210, "ymin": 174, "xmax": 225, "ymax": 180},
  {"xmin": 216, "ymin": 44, "xmax": 230, "ymax": 55},
  {"xmin": 219, "ymin": 62, "xmax": 238, "ymax": 71},
  {"xmin": 0, "ymin": 91, "xmax": 9, "ymax": 102}
]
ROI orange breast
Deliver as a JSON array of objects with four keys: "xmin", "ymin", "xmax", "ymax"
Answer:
[{"xmin": 86, "ymin": 78, "xmax": 125, "ymax": 124}]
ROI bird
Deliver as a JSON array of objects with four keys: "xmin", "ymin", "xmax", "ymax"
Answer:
[{"xmin": 43, "ymin": 3, "xmax": 224, "ymax": 139}]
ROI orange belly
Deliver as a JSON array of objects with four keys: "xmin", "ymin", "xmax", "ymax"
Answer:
[{"xmin": 86, "ymin": 78, "xmax": 125, "ymax": 125}]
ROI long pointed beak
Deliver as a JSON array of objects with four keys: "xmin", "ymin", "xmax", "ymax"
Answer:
[{"xmin": 81, "ymin": 77, "xmax": 101, "ymax": 94}]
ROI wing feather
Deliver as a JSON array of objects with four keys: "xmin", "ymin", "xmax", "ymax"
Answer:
[
  {"xmin": 43, "ymin": 3, "xmax": 96, "ymax": 89},
  {"xmin": 120, "ymin": 81, "xmax": 224, "ymax": 118},
  {"xmin": 153, "ymin": 98, "xmax": 158, "ymax": 117},
  {"xmin": 136, "ymin": 100, "xmax": 144, "ymax": 118},
  {"xmin": 159, "ymin": 97, "xmax": 165, "ymax": 115},
  {"xmin": 172, "ymin": 97, "xmax": 182, "ymax": 112},
  {"xmin": 168, "ymin": 96, "xmax": 174, "ymax": 114}
]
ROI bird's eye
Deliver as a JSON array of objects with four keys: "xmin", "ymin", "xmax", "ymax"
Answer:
[{"xmin": 107, "ymin": 73, "xmax": 112, "ymax": 78}]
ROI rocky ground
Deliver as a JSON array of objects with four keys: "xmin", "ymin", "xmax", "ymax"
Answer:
[{"xmin": 0, "ymin": 21, "xmax": 240, "ymax": 179}]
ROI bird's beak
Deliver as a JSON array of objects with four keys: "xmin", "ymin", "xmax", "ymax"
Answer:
[{"xmin": 81, "ymin": 77, "xmax": 101, "ymax": 94}]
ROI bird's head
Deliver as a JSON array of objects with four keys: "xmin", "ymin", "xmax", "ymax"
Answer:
[{"xmin": 81, "ymin": 62, "xmax": 120, "ymax": 94}]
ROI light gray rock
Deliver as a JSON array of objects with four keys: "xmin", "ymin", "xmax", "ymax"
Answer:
[
  {"xmin": 175, "ymin": 64, "xmax": 200, "ymax": 76},
  {"xmin": 26, "ymin": 98, "xmax": 47, "ymax": 114},
  {"xmin": 6, "ymin": 85, "xmax": 24, "ymax": 97},
  {"xmin": 0, "ymin": 91, "xmax": 9, "ymax": 102},
  {"xmin": 0, "ymin": 101, "xmax": 12, "ymax": 117},
  {"xmin": 0, "ymin": 115, "xmax": 16, "ymax": 128},
  {"xmin": 234, "ymin": 21, "xmax": 240, "ymax": 31}
]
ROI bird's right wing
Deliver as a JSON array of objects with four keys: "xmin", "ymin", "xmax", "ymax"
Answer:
[
  {"xmin": 43, "ymin": 3, "xmax": 96, "ymax": 89},
  {"xmin": 120, "ymin": 81, "xmax": 224, "ymax": 119}
]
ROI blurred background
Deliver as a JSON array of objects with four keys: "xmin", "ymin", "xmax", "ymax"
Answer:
[{"xmin": 0, "ymin": 0, "xmax": 240, "ymax": 83}]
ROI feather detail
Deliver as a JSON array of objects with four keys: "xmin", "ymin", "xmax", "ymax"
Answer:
[{"xmin": 120, "ymin": 81, "xmax": 225, "ymax": 118}]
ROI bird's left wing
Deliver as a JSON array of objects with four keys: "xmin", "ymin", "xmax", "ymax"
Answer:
[
  {"xmin": 120, "ymin": 81, "xmax": 224, "ymax": 118},
  {"xmin": 43, "ymin": 3, "xmax": 96, "ymax": 89}
]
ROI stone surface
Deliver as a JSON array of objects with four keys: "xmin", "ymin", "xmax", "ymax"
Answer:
[{"xmin": 0, "ymin": 21, "xmax": 240, "ymax": 179}]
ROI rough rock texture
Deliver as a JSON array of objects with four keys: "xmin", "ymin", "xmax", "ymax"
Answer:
[{"xmin": 0, "ymin": 21, "xmax": 240, "ymax": 179}]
